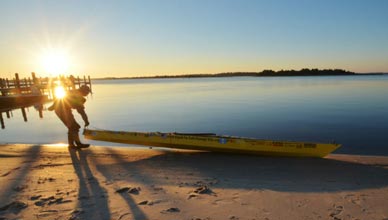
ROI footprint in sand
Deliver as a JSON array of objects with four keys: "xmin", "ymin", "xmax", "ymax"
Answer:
[
  {"xmin": 13, "ymin": 185, "xmax": 28, "ymax": 192},
  {"xmin": 329, "ymin": 204, "xmax": 344, "ymax": 219},
  {"xmin": 296, "ymin": 199, "xmax": 309, "ymax": 208},
  {"xmin": 160, "ymin": 207, "xmax": 180, "ymax": 214},
  {"xmin": 212, "ymin": 198, "xmax": 237, "ymax": 205},
  {"xmin": 0, "ymin": 201, "xmax": 28, "ymax": 214},
  {"xmin": 0, "ymin": 167, "xmax": 21, "ymax": 177},
  {"xmin": 344, "ymin": 193, "xmax": 368, "ymax": 206},
  {"xmin": 33, "ymin": 196, "xmax": 72, "ymax": 206}
]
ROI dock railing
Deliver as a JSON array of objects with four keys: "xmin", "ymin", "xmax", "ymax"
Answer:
[{"xmin": 0, "ymin": 72, "xmax": 92, "ymax": 98}]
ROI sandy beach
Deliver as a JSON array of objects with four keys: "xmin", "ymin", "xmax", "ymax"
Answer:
[{"xmin": 1, "ymin": 144, "xmax": 388, "ymax": 220}]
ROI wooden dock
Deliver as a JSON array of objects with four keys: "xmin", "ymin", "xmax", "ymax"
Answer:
[
  {"xmin": 0, "ymin": 72, "xmax": 92, "ymax": 98},
  {"xmin": 0, "ymin": 72, "xmax": 92, "ymax": 129}
]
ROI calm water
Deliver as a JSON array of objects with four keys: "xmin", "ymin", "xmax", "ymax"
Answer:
[{"xmin": 1, "ymin": 75, "xmax": 388, "ymax": 156}]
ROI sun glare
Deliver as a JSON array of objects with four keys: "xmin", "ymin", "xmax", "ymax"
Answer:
[
  {"xmin": 40, "ymin": 48, "xmax": 70, "ymax": 75},
  {"xmin": 54, "ymin": 86, "xmax": 66, "ymax": 99}
]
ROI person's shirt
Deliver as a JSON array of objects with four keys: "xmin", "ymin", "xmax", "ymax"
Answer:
[
  {"xmin": 66, "ymin": 90, "xmax": 86, "ymax": 110},
  {"xmin": 48, "ymin": 90, "xmax": 86, "ymax": 112}
]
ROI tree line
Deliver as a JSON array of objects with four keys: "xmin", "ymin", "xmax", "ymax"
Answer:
[
  {"xmin": 130, "ymin": 68, "xmax": 355, "ymax": 79},
  {"xmin": 96, "ymin": 68, "xmax": 357, "ymax": 80}
]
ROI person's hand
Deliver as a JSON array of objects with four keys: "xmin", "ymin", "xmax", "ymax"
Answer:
[
  {"xmin": 48, "ymin": 104, "xmax": 55, "ymax": 111},
  {"xmin": 85, "ymin": 121, "xmax": 90, "ymax": 127}
]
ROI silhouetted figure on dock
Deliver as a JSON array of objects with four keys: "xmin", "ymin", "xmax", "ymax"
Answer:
[{"xmin": 49, "ymin": 85, "xmax": 91, "ymax": 148}]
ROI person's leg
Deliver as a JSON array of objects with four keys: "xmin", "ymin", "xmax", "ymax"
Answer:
[
  {"xmin": 68, "ymin": 132, "xmax": 76, "ymax": 147},
  {"xmin": 69, "ymin": 119, "xmax": 90, "ymax": 148},
  {"xmin": 73, "ymin": 132, "xmax": 90, "ymax": 148},
  {"xmin": 55, "ymin": 109, "xmax": 76, "ymax": 147}
]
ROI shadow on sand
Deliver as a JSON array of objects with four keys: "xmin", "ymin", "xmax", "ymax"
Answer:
[
  {"xmin": 0, "ymin": 145, "xmax": 42, "ymax": 205},
  {"xmin": 69, "ymin": 148, "xmax": 111, "ymax": 219},
  {"xmin": 71, "ymin": 148, "xmax": 148, "ymax": 220},
  {"xmin": 96, "ymin": 149, "xmax": 388, "ymax": 193}
]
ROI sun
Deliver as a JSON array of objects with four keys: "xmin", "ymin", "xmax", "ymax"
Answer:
[
  {"xmin": 54, "ymin": 85, "xmax": 66, "ymax": 99},
  {"xmin": 40, "ymin": 48, "xmax": 70, "ymax": 75}
]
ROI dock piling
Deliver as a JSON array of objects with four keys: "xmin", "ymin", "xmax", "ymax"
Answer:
[
  {"xmin": 15, "ymin": 73, "xmax": 21, "ymax": 94},
  {"xmin": 0, "ymin": 112, "xmax": 4, "ymax": 129}
]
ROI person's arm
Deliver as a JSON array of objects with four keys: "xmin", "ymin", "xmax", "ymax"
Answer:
[
  {"xmin": 76, "ymin": 107, "xmax": 90, "ymax": 127},
  {"xmin": 47, "ymin": 99, "xmax": 57, "ymax": 111}
]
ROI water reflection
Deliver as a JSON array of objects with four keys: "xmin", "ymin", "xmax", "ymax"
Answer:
[{"xmin": 0, "ymin": 101, "xmax": 46, "ymax": 129}]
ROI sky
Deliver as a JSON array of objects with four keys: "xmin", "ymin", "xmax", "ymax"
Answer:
[{"xmin": 0, "ymin": 0, "xmax": 387, "ymax": 78}]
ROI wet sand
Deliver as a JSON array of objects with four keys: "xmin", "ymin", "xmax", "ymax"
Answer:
[{"xmin": 1, "ymin": 144, "xmax": 388, "ymax": 220}]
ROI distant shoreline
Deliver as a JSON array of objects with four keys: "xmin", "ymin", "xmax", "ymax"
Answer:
[{"xmin": 92, "ymin": 69, "xmax": 387, "ymax": 80}]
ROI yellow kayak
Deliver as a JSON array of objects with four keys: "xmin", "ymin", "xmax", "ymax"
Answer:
[{"xmin": 83, "ymin": 129, "xmax": 340, "ymax": 158}]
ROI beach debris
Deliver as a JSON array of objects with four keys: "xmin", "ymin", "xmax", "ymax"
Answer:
[
  {"xmin": 0, "ymin": 201, "xmax": 28, "ymax": 213},
  {"xmin": 161, "ymin": 207, "xmax": 180, "ymax": 213},
  {"xmin": 229, "ymin": 215, "xmax": 239, "ymax": 220}
]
